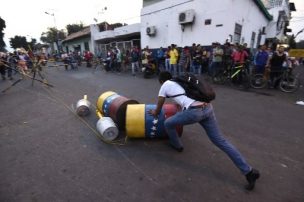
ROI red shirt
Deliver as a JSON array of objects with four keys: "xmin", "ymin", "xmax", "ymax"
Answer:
[{"xmin": 231, "ymin": 50, "xmax": 248, "ymax": 63}]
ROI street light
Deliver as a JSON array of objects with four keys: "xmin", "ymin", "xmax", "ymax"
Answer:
[
  {"xmin": 45, "ymin": 11, "xmax": 60, "ymax": 54},
  {"xmin": 45, "ymin": 12, "xmax": 57, "ymax": 28},
  {"xmin": 96, "ymin": 7, "xmax": 108, "ymax": 30}
]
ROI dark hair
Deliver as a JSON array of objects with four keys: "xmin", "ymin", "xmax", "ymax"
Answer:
[{"xmin": 158, "ymin": 71, "xmax": 172, "ymax": 83}]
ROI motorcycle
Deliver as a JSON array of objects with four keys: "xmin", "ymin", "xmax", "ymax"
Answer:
[
  {"xmin": 142, "ymin": 60, "xmax": 157, "ymax": 78},
  {"xmin": 102, "ymin": 57, "xmax": 111, "ymax": 72}
]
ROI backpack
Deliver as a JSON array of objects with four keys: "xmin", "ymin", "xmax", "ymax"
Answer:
[{"xmin": 168, "ymin": 73, "xmax": 216, "ymax": 103}]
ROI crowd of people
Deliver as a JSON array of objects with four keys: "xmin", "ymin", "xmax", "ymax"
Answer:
[
  {"xmin": 0, "ymin": 48, "xmax": 49, "ymax": 81},
  {"xmin": 1, "ymin": 42, "xmax": 301, "ymax": 88},
  {"xmin": 94, "ymin": 42, "xmax": 301, "ymax": 87}
]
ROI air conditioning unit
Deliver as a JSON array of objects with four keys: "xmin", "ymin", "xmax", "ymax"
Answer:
[
  {"xmin": 146, "ymin": 26, "xmax": 156, "ymax": 36},
  {"xmin": 179, "ymin": 9, "xmax": 195, "ymax": 25}
]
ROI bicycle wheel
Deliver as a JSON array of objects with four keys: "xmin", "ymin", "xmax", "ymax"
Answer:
[
  {"xmin": 279, "ymin": 74, "xmax": 299, "ymax": 93},
  {"xmin": 212, "ymin": 71, "xmax": 227, "ymax": 84},
  {"xmin": 250, "ymin": 74, "xmax": 267, "ymax": 89},
  {"xmin": 231, "ymin": 69, "xmax": 250, "ymax": 90}
]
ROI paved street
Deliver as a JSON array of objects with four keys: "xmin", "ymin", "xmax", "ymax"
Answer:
[{"xmin": 0, "ymin": 63, "xmax": 304, "ymax": 202}]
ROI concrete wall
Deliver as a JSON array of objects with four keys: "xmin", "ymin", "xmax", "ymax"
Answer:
[{"xmin": 141, "ymin": 0, "xmax": 270, "ymax": 48}]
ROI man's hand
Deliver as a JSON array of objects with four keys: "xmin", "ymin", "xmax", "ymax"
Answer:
[
  {"xmin": 148, "ymin": 109, "xmax": 158, "ymax": 118},
  {"xmin": 149, "ymin": 96, "xmax": 166, "ymax": 118}
]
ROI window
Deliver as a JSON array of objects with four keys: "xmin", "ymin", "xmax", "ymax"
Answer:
[
  {"xmin": 205, "ymin": 19, "xmax": 212, "ymax": 25},
  {"xmin": 250, "ymin": 32, "xmax": 256, "ymax": 49},
  {"xmin": 263, "ymin": 0, "xmax": 283, "ymax": 8},
  {"xmin": 233, "ymin": 23, "xmax": 242, "ymax": 44},
  {"xmin": 84, "ymin": 42, "xmax": 89, "ymax": 51}
]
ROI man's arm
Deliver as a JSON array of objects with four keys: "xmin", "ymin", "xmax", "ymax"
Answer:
[{"xmin": 149, "ymin": 96, "xmax": 166, "ymax": 117}]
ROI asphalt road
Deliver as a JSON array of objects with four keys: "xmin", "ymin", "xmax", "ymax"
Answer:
[{"xmin": 0, "ymin": 63, "xmax": 303, "ymax": 202}]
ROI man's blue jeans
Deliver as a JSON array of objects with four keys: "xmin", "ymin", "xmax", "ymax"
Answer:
[
  {"xmin": 164, "ymin": 104, "xmax": 252, "ymax": 175},
  {"xmin": 170, "ymin": 64, "xmax": 177, "ymax": 76}
]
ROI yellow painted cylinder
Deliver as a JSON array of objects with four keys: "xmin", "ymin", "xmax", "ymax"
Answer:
[
  {"xmin": 96, "ymin": 91, "xmax": 116, "ymax": 114},
  {"xmin": 126, "ymin": 104, "xmax": 146, "ymax": 138},
  {"xmin": 126, "ymin": 104, "xmax": 183, "ymax": 138}
]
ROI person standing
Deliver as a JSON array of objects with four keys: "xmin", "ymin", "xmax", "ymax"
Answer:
[
  {"xmin": 149, "ymin": 71, "xmax": 260, "ymax": 191},
  {"xmin": 210, "ymin": 42, "xmax": 224, "ymax": 77},
  {"xmin": 254, "ymin": 45, "xmax": 269, "ymax": 74},
  {"xmin": 201, "ymin": 47, "xmax": 210, "ymax": 74},
  {"xmin": 169, "ymin": 44, "xmax": 179, "ymax": 76},
  {"xmin": 266, "ymin": 45, "xmax": 290, "ymax": 88},
  {"xmin": 191, "ymin": 44, "xmax": 203, "ymax": 75},
  {"xmin": 141, "ymin": 46, "xmax": 152, "ymax": 67},
  {"xmin": 130, "ymin": 46, "xmax": 140, "ymax": 76},
  {"xmin": 165, "ymin": 46, "xmax": 171, "ymax": 72},
  {"xmin": 84, "ymin": 51, "xmax": 93, "ymax": 67},
  {"xmin": 0, "ymin": 52, "xmax": 12, "ymax": 80},
  {"xmin": 156, "ymin": 47, "xmax": 165, "ymax": 73},
  {"xmin": 115, "ymin": 47, "xmax": 122, "ymax": 72},
  {"xmin": 178, "ymin": 46, "xmax": 190, "ymax": 76},
  {"xmin": 223, "ymin": 42, "xmax": 233, "ymax": 72}
]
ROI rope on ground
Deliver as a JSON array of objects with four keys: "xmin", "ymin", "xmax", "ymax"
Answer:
[{"xmin": 41, "ymin": 86, "xmax": 128, "ymax": 146}]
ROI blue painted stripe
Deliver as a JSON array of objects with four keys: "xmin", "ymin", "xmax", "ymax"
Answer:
[
  {"xmin": 103, "ymin": 94, "xmax": 120, "ymax": 117},
  {"xmin": 145, "ymin": 105, "xmax": 166, "ymax": 138}
]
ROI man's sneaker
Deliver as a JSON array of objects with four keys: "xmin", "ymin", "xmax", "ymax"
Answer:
[
  {"xmin": 296, "ymin": 101, "xmax": 304, "ymax": 106},
  {"xmin": 168, "ymin": 143, "xmax": 184, "ymax": 152},
  {"xmin": 245, "ymin": 168, "xmax": 260, "ymax": 190}
]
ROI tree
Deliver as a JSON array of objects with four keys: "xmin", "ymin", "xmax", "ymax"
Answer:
[
  {"xmin": 288, "ymin": 35, "xmax": 297, "ymax": 49},
  {"xmin": 28, "ymin": 38, "xmax": 37, "ymax": 51},
  {"xmin": 296, "ymin": 40, "xmax": 304, "ymax": 49},
  {"xmin": 9, "ymin": 36, "xmax": 28, "ymax": 50},
  {"xmin": 0, "ymin": 17, "xmax": 6, "ymax": 51},
  {"xmin": 40, "ymin": 27, "xmax": 66, "ymax": 53},
  {"xmin": 9, "ymin": 36, "xmax": 37, "ymax": 51},
  {"xmin": 66, "ymin": 23, "xmax": 84, "ymax": 35}
]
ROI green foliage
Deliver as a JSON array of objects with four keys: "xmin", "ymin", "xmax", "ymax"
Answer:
[
  {"xmin": 28, "ymin": 38, "xmax": 37, "ymax": 51},
  {"xmin": 288, "ymin": 35, "xmax": 297, "ymax": 49},
  {"xmin": 66, "ymin": 23, "xmax": 84, "ymax": 35},
  {"xmin": 296, "ymin": 40, "xmax": 304, "ymax": 49},
  {"xmin": 9, "ymin": 35, "xmax": 37, "ymax": 50},
  {"xmin": 9, "ymin": 36, "xmax": 28, "ymax": 50},
  {"xmin": 40, "ymin": 27, "xmax": 66, "ymax": 53},
  {"xmin": 0, "ymin": 17, "xmax": 6, "ymax": 51},
  {"xmin": 40, "ymin": 27, "xmax": 65, "ymax": 44}
]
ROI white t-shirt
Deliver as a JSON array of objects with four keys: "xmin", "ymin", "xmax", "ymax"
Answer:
[{"xmin": 158, "ymin": 80, "xmax": 195, "ymax": 109}]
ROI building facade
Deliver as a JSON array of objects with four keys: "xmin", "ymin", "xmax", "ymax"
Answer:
[
  {"xmin": 61, "ymin": 27, "xmax": 92, "ymax": 54},
  {"xmin": 141, "ymin": 0, "xmax": 296, "ymax": 49},
  {"xmin": 264, "ymin": 0, "xmax": 296, "ymax": 44},
  {"xmin": 61, "ymin": 23, "xmax": 140, "ymax": 56},
  {"xmin": 141, "ymin": 0, "xmax": 275, "ymax": 49},
  {"xmin": 92, "ymin": 23, "xmax": 141, "ymax": 56}
]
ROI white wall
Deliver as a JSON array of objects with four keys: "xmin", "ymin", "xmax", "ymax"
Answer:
[
  {"xmin": 114, "ymin": 23, "xmax": 140, "ymax": 37},
  {"xmin": 141, "ymin": 0, "xmax": 270, "ymax": 48},
  {"xmin": 265, "ymin": 0, "xmax": 290, "ymax": 40}
]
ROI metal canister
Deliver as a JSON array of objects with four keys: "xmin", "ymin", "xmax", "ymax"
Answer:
[
  {"xmin": 96, "ymin": 111, "xmax": 119, "ymax": 141},
  {"xmin": 76, "ymin": 95, "xmax": 91, "ymax": 116}
]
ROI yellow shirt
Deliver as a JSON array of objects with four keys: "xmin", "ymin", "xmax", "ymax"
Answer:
[{"xmin": 169, "ymin": 49, "xmax": 179, "ymax": 65}]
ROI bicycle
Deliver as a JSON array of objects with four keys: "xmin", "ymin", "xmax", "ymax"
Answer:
[
  {"xmin": 250, "ymin": 67, "xmax": 299, "ymax": 93},
  {"xmin": 92, "ymin": 57, "xmax": 104, "ymax": 73},
  {"xmin": 212, "ymin": 62, "xmax": 250, "ymax": 90}
]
